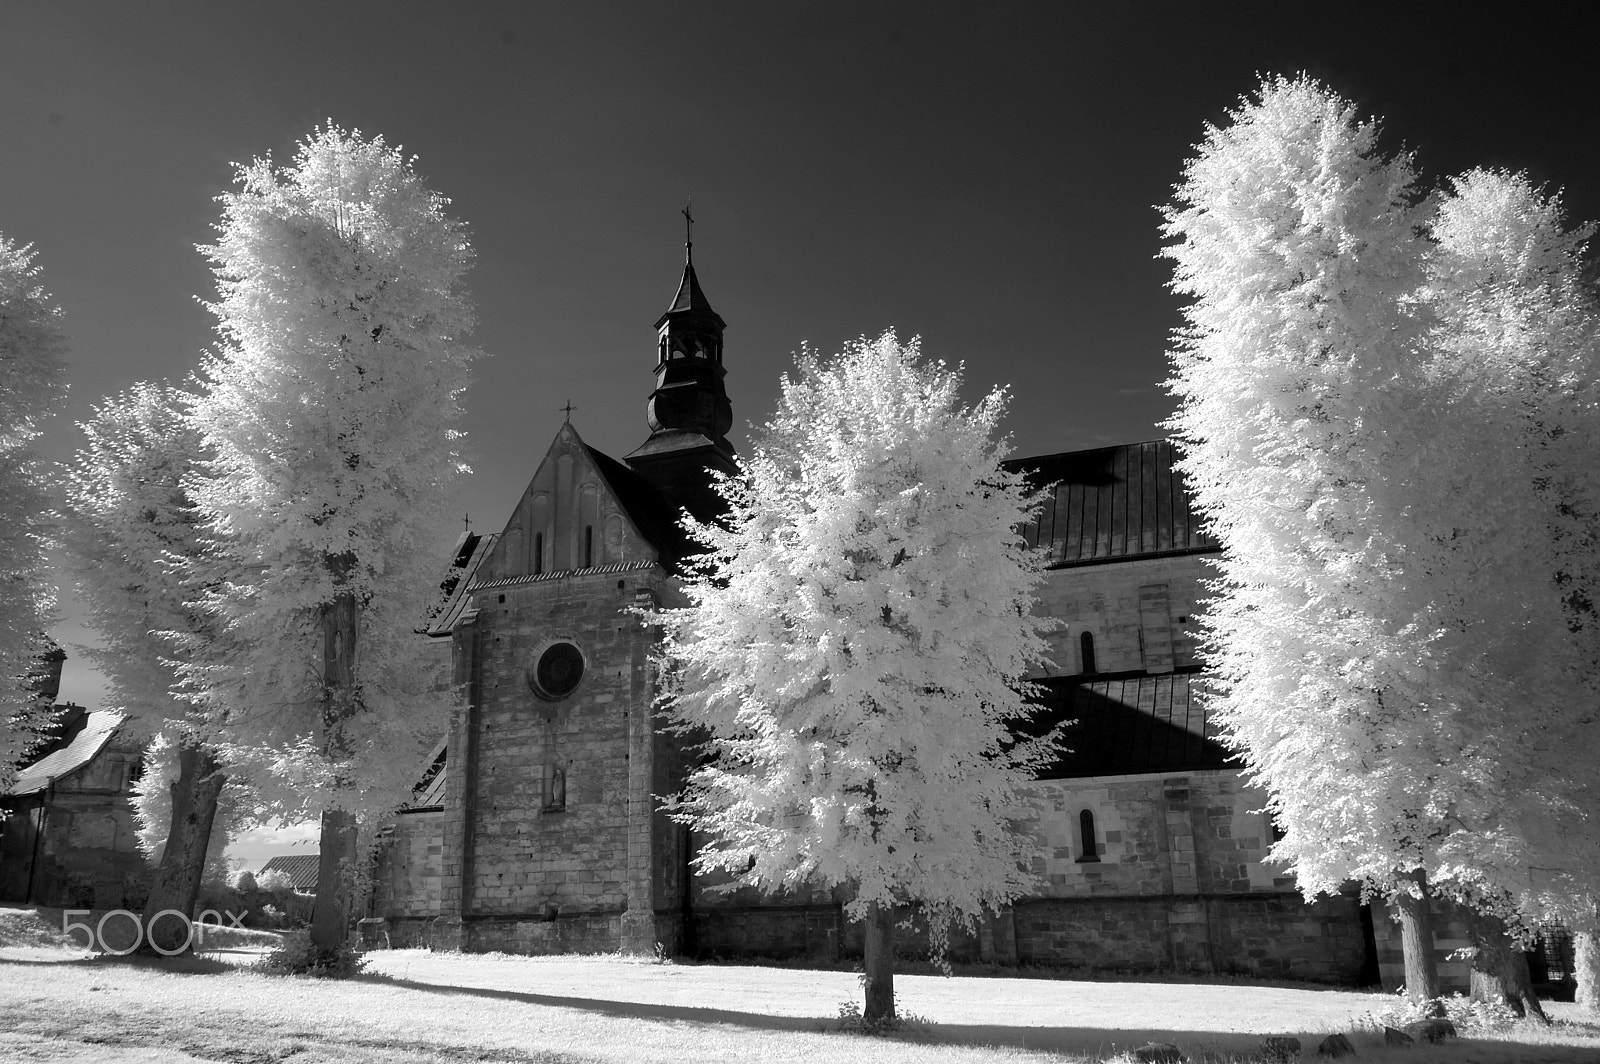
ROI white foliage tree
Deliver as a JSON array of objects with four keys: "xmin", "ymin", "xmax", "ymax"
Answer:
[
  {"xmin": 59, "ymin": 381, "xmax": 238, "ymax": 951},
  {"xmin": 0, "ymin": 235, "xmax": 69, "ymax": 789},
  {"xmin": 1161, "ymin": 75, "xmax": 1456, "ymax": 1000},
  {"xmin": 1163, "ymin": 76, "xmax": 1600, "ymax": 1010},
  {"xmin": 653, "ymin": 331, "xmax": 1053, "ymax": 1022},
  {"xmin": 186, "ymin": 125, "xmax": 479, "ymax": 960},
  {"xmin": 1418, "ymin": 169, "xmax": 1600, "ymax": 913}
]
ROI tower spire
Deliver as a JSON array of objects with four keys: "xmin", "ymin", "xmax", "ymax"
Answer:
[{"xmin": 626, "ymin": 215, "xmax": 736, "ymax": 513}]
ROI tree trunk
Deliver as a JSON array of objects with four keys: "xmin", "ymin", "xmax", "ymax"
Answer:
[
  {"xmin": 309, "ymin": 580, "xmax": 360, "ymax": 964},
  {"xmin": 1464, "ymin": 906, "xmax": 1549, "ymax": 1023},
  {"xmin": 1575, "ymin": 930, "xmax": 1600, "ymax": 1015},
  {"xmin": 861, "ymin": 901, "xmax": 896, "ymax": 1024},
  {"xmin": 138, "ymin": 738, "xmax": 225, "ymax": 955},
  {"xmin": 1393, "ymin": 868, "xmax": 1441, "ymax": 1007},
  {"xmin": 309, "ymin": 808, "xmax": 358, "ymax": 958}
]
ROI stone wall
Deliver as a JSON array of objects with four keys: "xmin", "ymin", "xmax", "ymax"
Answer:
[
  {"xmin": 434, "ymin": 562, "xmax": 686, "ymax": 955},
  {"xmin": 369, "ymin": 810, "xmax": 444, "ymax": 945},
  {"xmin": 24, "ymin": 735, "xmax": 150, "ymax": 910},
  {"xmin": 1031, "ymin": 554, "xmax": 1213, "ymax": 677},
  {"xmin": 1008, "ymin": 769, "xmax": 1367, "ymax": 982}
]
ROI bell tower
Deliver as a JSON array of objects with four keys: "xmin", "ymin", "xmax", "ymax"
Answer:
[{"xmin": 626, "ymin": 208, "xmax": 736, "ymax": 520}]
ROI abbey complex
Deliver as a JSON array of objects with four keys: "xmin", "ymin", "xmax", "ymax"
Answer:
[{"xmin": 362, "ymin": 243, "xmax": 1447, "ymax": 988}]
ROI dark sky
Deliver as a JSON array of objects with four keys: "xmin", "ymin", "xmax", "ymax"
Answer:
[{"xmin": 5, "ymin": 1, "xmax": 1598, "ymax": 712}]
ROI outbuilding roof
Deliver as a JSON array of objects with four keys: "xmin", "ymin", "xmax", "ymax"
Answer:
[
  {"xmin": 1006, "ymin": 440, "xmax": 1218, "ymax": 567},
  {"xmin": 4, "ymin": 707, "xmax": 121, "ymax": 797},
  {"xmin": 257, "ymin": 854, "xmax": 320, "ymax": 893}
]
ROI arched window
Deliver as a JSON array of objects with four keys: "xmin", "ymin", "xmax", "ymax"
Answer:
[
  {"xmin": 1078, "ymin": 809, "xmax": 1100, "ymax": 863},
  {"xmin": 584, "ymin": 525, "xmax": 594, "ymax": 568},
  {"xmin": 1080, "ymin": 631, "xmax": 1097, "ymax": 675},
  {"xmin": 533, "ymin": 532, "xmax": 543, "ymax": 575}
]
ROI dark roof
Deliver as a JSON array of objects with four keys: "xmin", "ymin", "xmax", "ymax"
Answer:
[
  {"xmin": 655, "ymin": 262, "xmax": 725, "ymax": 329},
  {"xmin": 4, "ymin": 707, "xmax": 121, "ymax": 797},
  {"xmin": 426, "ymin": 530, "xmax": 498, "ymax": 637},
  {"xmin": 1023, "ymin": 672, "xmax": 1233, "ymax": 779},
  {"xmin": 401, "ymin": 740, "xmax": 448, "ymax": 812},
  {"xmin": 586, "ymin": 444, "xmax": 702, "ymax": 561},
  {"xmin": 1006, "ymin": 440, "xmax": 1218, "ymax": 567},
  {"xmin": 258, "ymin": 854, "xmax": 319, "ymax": 893}
]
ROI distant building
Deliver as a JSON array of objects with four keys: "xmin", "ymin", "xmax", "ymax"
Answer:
[
  {"xmin": 365, "ymin": 235, "xmax": 1386, "ymax": 985},
  {"xmin": 257, "ymin": 854, "xmax": 320, "ymax": 894},
  {"xmin": 0, "ymin": 694, "xmax": 150, "ymax": 910}
]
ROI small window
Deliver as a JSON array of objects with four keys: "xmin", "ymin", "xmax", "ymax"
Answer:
[
  {"xmin": 1080, "ymin": 631, "xmax": 1097, "ymax": 675},
  {"xmin": 584, "ymin": 525, "xmax": 594, "ymax": 568},
  {"xmin": 1077, "ymin": 809, "xmax": 1100, "ymax": 863}
]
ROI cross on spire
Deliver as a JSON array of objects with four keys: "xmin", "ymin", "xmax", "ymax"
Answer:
[
  {"xmin": 561, "ymin": 399, "xmax": 576, "ymax": 423},
  {"xmin": 682, "ymin": 199, "xmax": 693, "ymax": 264}
]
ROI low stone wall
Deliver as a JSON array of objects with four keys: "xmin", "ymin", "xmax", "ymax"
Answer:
[
  {"xmin": 461, "ymin": 910, "xmax": 626, "ymax": 954},
  {"xmin": 1013, "ymin": 892, "xmax": 1367, "ymax": 983},
  {"xmin": 691, "ymin": 903, "xmax": 841, "ymax": 961}
]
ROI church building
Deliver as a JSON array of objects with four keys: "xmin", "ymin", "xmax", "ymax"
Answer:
[{"xmin": 367, "ymin": 238, "xmax": 1378, "ymax": 984}]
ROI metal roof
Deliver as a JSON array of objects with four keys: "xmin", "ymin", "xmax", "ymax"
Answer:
[
  {"xmin": 257, "ymin": 854, "xmax": 320, "ymax": 893},
  {"xmin": 1025, "ymin": 671, "xmax": 1233, "ymax": 779},
  {"xmin": 4, "ymin": 707, "xmax": 122, "ymax": 797},
  {"xmin": 1006, "ymin": 440, "xmax": 1218, "ymax": 567}
]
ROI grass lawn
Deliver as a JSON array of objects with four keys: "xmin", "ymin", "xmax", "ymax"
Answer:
[{"xmin": 2, "ymin": 905, "xmax": 1597, "ymax": 1063}]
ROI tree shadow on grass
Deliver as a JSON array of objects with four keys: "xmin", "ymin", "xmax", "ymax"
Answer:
[
  {"xmin": 360, "ymin": 973, "xmax": 1600, "ymax": 1060},
  {"xmin": 0, "ymin": 950, "xmax": 250, "ymax": 974},
  {"xmin": 354, "ymin": 971, "xmax": 1324, "ymax": 1056}
]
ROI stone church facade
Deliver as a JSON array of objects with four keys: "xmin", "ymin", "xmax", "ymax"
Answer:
[{"xmin": 367, "ymin": 245, "xmax": 1375, "ymax": 983}]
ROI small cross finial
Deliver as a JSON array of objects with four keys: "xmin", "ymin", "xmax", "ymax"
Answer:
[
  {"xmin": 463, "ymin": 512, "xmax": 471, "ymax": 533},
  {"xmin": 682, "ymin": 199, "xmax": 693, "ymax": 263},
  {"xmin": 561, "ymin": 399, "xmax": 576, "ymax": 423}
]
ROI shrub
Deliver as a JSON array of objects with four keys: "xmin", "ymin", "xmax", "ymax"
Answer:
[
  {"xmin": 256, "ymin": 929, "xmax": 367, "ymax": 978},
  {"xmin": 229, "ymin": 869, "xmax": 258, "ymax": 892},
  {"xmin": 255, "ymin": 868, "xmax": 296, "ymax": 896},
  {"xmin": 1355, "ymin": 990, "xmax": 1520, "ymax": 1033}
]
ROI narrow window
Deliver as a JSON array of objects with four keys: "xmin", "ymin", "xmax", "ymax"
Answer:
[
  {"xmin": 1077, "ymin": 809, "xmax": 1100, "ymax": 863},
  {"xmin": 584, "ymin": 525, "xmax": 594, "ymax": 568},
  {"xmin": 1080, "ymin": 631, "xmax": 1097, "ymax": 675},
  {"xmin": 533, "ymin": 532, "xmax": 543, "ymax": 575}
]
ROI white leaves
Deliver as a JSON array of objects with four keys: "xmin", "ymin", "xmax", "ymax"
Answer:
[
  {"xmin": 59, "ymin": 381, "xmax": 211, "ymax": 741},
  {"xmin": 184, "ymin": 125, "xmax": 479, "ymax": 822},
  {"xmin": 0, "ymin": 234, "xmax": 69, "ymax": 787},
  {"xmin": 1162, "ymin": 76, "xmax": 1600, "ymax": 921},
  {"xmin": 657, "ymin": 331, "xmax": 1054, "ymax": 923}
]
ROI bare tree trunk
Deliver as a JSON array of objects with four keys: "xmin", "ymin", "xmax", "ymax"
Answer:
[
  {"xmin": 138, "ymin": 738, "xmax": 224, "ymax": 955},
  {"xmin": 1575, "ymin": 929, "xmax": 1600, "ymax": 1015},
  {"xmin": 1394, "ymin": 868, "xmax": 1441, "ymax": 1007},
  {"xmin": 861, "ymin": 900, "xmax": 896, "ymax": 1024},
  {"xmin": 309, "ymin": 580, "xmax": 359, "ymax": 964},
  {"xmin": 1464, "ymin": 906, "xmax": 1549, "ymax": 1023}
]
